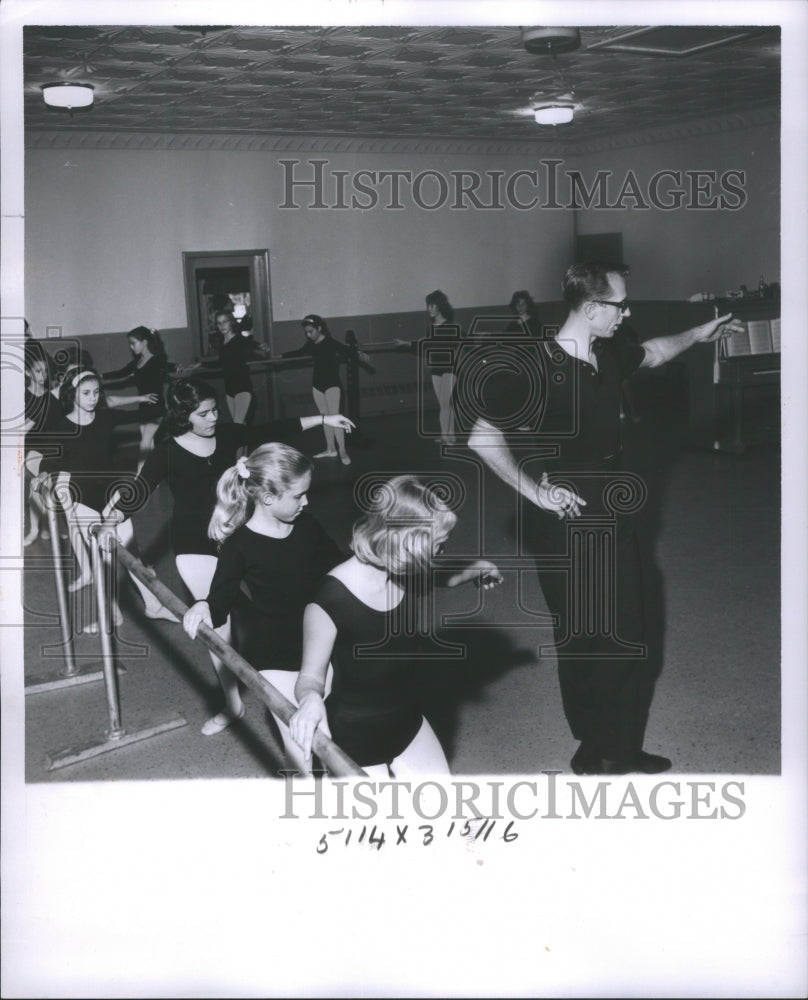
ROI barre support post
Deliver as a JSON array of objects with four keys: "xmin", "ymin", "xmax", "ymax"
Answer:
[
  {"xmin": 25, "ymin": 476, "xmax": 109, "ymax": 694},
  {"xmin": 44, "ymin": 522, "xmax": 187, "ymax": 771}
]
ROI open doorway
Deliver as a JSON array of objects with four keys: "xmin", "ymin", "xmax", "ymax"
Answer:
[{"xmin": 182, "ymin": 249, "xmax": 273, "ymax": 358}]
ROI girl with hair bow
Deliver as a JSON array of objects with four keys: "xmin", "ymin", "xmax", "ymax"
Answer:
[{"xmin": 182, "ymin": 443, "xmax": 344, "ymax": 760}]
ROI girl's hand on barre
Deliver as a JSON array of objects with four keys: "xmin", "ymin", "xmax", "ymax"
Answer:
[
  {"xmin": 97, "ymin": 523, "xmax": 119, "ymax": 553},
  {"xmin": 182, "ymin": 600, "xmax": 213, "ymax": 639},
  {"xmin": 442, "ymin": 559, "xmax": 504, "ymax": 589},
  {"xmin": 324, "ymin": 414, "xmax": 356, "ymax": 432},
  {"xmin": 30, "ymin": 472, "xmax": 49, "ymax": 497},
  {"xmin": 139, "ymin": 393, "xmax": 159, "ymax": 405},
  {"xmin": 289, "ymin": 692, "xmax": 330, "ymax": 761},
  {"xmin": 471, "ymin": 560, "xmax": 504, "ymax": 591}
]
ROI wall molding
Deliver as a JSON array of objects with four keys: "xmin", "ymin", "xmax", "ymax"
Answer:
[{"xmin": 25, "ymin": 106, "xmax": 778, "ymax": 156}]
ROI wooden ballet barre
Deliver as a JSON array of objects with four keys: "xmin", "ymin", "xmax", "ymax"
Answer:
[{"xmin": 108, "ymin": 537, "xmax": 367, "ymax": 778}]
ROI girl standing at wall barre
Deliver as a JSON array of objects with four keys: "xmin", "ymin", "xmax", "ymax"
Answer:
[
  {"xmin": 102, "ymin": 326, "xmax": 171, "ymax": 471},
  {"xmin": 23, "ymin": 344, "xmax": 60, "ymax": 546},
  {"xmin": 183, "ymin": 309, "xmax": 271, "ymax": 425},
  {"xmin": 395, "ymin": 290, "xmax": 462, "ymax": 445},
  {"xmin": 277, "ymin": 314, "xmax": 370, "ymax": 465},
  {"xmin": 40, "ymin": 367, "xmax": 172, "ymax": 631}
]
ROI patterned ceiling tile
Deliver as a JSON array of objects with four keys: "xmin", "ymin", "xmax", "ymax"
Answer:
[{"xmin": 23, "ymin": 24, "xmax": 780, "ymax": 147}]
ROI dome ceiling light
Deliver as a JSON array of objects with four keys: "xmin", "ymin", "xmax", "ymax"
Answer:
[
  {"xmin": 41, "ymin": 83, "xmax": 94, "ymax": 116},
  {"xmin": 520, "ymin": 29, "xmax": 581, "ymax": 127},
  {"xmin": 521, "ymin": 27, "xmax": 581, "ymax": 55}
]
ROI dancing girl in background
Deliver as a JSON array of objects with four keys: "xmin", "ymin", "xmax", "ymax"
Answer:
[{"xmin": 102, "ymin": 325, "xmax": 172, "ymax": 471}]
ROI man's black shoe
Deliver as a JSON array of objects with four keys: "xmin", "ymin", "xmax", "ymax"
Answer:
[
  {"xmin": 632, "ymin": 750, "xmax": 673, "ymax": 774},
  {"xmin": 571, "ymin": 750, "xmax": 673, "ymax": 776},
  {"xmin": 599, "ymin": 751, "xmax": 673, "ymax": 775},
  {"xmin": 570, "ymin": 743, "xmax": 599, "ymax": 775}
]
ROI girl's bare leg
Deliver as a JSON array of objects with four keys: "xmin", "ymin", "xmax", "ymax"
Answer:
[
  {"xmin": 115, "ymin": 518, "xmax": 177, "ymax": 622},
  {"xmin": 176, "ymin": 554, "xmax": 244, "ymax": 733},
  {"xmin": 226, "ymin": 392, "xmax": 252, "ymax": 425},
  {"xmin": 136, "ymin": 421, "xmax": 160, "ymax": 474},
  {"xmin": 312, "ymin": 388, "xmax": 337, "ymax": 457},
  {"xmin": 389, "ymin": 717, "xmax": 450, "ymax": 777},
  {"xmin": 324, "ymin": 386, "xmax": 349, "ymax": 463},
  {"xmin": 432, "ymin": 373, "xmax": 456, "ymax": 444}
]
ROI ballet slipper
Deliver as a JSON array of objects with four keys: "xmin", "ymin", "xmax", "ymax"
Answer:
[
  {"xmin": 23, "ymin": 530, "xmax": 39, "ymax": 547},
  {"xmin": 200, "ymin": 705, "xmax": 246, "ymax": 736},
  {"xmin": 313, "ymin": 450, "xmax": 338, "ymax": 459},
  {"xmin": 68, "ymin": 573, "xmax": 93, "ymax": 593},
  {"xmin": 339, "ymin": 453, "xmax": 352, "ymax": 466}
]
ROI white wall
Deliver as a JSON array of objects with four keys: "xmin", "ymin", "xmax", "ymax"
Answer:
[
  {"xmin": 24, "ymin": 147, "xmax": 571, "ymax": 337},
  {"xmin": 24, "ymin": 122, "xmax": 779, "ymax": 337},
  {"xmin": 571, "ymin": 122, "xmax": 779, "ymax": 300}
]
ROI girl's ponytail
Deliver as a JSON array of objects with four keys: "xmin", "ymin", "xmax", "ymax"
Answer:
[
  {"xmin": 148, "ymin": 329, "xmax": 169, "ymax": 371},
  {"xmin": 208, "ymin": 443, "xmax": 313, "ymax": 544},
  {"xmin": 208, "ymin": 464, "xmax": 251, "ymax": 542}
]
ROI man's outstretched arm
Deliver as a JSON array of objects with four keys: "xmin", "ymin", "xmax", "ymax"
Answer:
[{"xmin": 641, "ymin": 312, "xmax": 745, "ymax": 368}]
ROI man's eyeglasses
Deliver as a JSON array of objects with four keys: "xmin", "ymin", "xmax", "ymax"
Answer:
[{"xmin": 591, "ymin": 298, "xmax": 629, "ymax": 314}]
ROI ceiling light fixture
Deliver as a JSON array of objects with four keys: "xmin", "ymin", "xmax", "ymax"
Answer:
[
  {"xmin": 42, "ymin": 83, "xmax": 94, "ymax": 111},
  {"xmin": 521, "ymin": 32, "xmax": 580, "ymax": 127},
  {"xmin": 533, "ymin": 104, "xmax": 574, "ymax": 126},
  {"xmin": 521, "ymin": 27, "xmax": 581, "ymax": 55}
]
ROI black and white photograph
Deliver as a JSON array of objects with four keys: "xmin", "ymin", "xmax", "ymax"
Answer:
[{"xmin": 1, "ymin": 1, "xmax": 806, "ymax": 996}]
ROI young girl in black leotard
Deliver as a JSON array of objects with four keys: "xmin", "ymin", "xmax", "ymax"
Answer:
[
  {"xmin": 182, "ymin": 443, "xmax": 344, "ymax": 766},
  {"xmin": 41, "ymin": 367, "xmax": 173, "ymax": 631},
  {"xmin": 112, "ymin": 377, "xmax": 354, "ymax": 735},
  {"xmin": 395, "ymin": 291, "xmax": 463, "ymax": 445},
  {"xmin": 211, "ymin": 309, "xmax": 270, "ymax": 425},
  {"xmin": 278, "ymin": 314, "xmax": 370, "ymax": 465},
  {"xmin": 102, "ymin": 326, "xmax": 170, "ymax": 471},
  {"xmin": 23, "ymin": 345, "xmax": 60, "ymax": 546},
  {"xmin": 289, "ymin": 474, "xmax": 502, "ymax": 776},
  {"xmin": 509, "ymin": 290, "xmax": 543, "ymax": 338}
]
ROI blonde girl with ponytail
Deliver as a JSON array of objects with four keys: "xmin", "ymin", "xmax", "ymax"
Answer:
[{"xmin": 183, "ymin": 443, "xmax": 343, "ymax": 767}]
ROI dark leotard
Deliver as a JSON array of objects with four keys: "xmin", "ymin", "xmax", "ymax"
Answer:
[
  {"xmin": 282, "ymin": 337, "xmax": 351, "ymax": 393},
  {"xmin": 40, "ymin": 408, "xmax": 140, "ymax": 512},
  {"xmin": 103, "ymin": 356, "xmax": 167, "ymax": 424},
  {"xmin": 216, "ymin": 335, "xmax": 262, "ymax": 396},
  {"xmin": 136, "ymin": 419, "xmax": 302, "ymax": 556},
  {"xmin": 313, "ymin": 575, "xmax": 426, "ymax": 767},
  {"xmin": 205, "ymin": 516, "xmax": 343, "ymax": 670}
]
